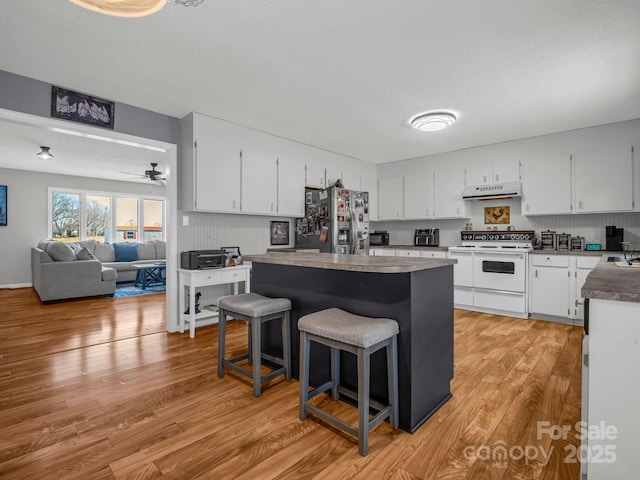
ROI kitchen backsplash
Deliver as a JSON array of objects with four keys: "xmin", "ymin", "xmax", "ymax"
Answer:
[{"xmin": 372, "ymin": 198, "xmax": 640, "ymax": 247}]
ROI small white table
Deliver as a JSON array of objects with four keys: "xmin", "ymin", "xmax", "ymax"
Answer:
[{"xmin": 178, "ymin": 265, "xmax": 251, "ymax": 338}]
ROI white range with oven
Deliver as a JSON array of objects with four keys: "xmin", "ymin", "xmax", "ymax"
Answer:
[{"xmin": 448, "ymin": 231, "xmax": 535, "ymax": 318}]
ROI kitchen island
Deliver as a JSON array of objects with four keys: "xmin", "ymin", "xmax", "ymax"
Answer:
[
  {"xmin": 246, "ymin": 252, "xmax": 456, "ymax": 432},
  {"xmin": 581, "ymin": 255, "xmax": 640, "ymax": 479}
]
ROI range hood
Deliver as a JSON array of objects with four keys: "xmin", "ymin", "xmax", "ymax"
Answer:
[{"xmin": 462, "ymin": 181, "xmax": 522, "ymax": 200}]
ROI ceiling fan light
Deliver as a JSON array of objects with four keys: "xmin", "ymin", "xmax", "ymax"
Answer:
[
  {"xmin": 66, "ymin": 0, "xmax": 168, "ymax": 18},
  {"xmin": 36, "ymin": 146, "xmax": 54, "ymax": 160},
  {"xmin": 410, "ymin": 112, "xmax": 457, "ymax": 132}
]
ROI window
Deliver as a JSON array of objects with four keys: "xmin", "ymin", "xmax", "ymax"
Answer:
[
  {"xmin": 49, "ymin": 188, "xmax": 164, "ymax": 243},
  {"xmin": 51, "ymin": 192, "xmax": 80, "ymax": 242},
  {"xmin": 86, "ymin": 195, "xmax": 111, "ymax": 243},
  {"xmin": 116, "ymin": 197, "xmax": 139, "ymax": 243}
]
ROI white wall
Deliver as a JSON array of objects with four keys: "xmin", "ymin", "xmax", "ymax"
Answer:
[
  {"xmin": 373, "ymin": 118, "xmax": 640, "ymax": 247},
  {"xmin": 0, "ymin": 167, "xmax": 164, "ymax": 287}
]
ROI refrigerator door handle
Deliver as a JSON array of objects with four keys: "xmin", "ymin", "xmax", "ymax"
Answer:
[{"xmin": 349, "ymin": 207, "xmax": 358, "ymax": 254}]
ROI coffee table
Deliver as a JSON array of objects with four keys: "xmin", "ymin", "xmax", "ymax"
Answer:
[{"xmin": 134, "ymin": 263, "xmax": 167, "ymax": 289}]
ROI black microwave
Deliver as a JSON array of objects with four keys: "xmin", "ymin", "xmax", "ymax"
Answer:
[{"xmin": 370, "ymin": 231, "xmax": 389, "ymax": 246}]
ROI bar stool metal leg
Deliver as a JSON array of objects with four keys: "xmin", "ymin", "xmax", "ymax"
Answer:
[
  {"xmin": 357, "ymin": 346, "xmax": 370, "ymax": 456},
  {"xmin": 217, "ymin": 310, "xmax": 227, "ymax": 378},
  {"xmin": 299, "ymin": 331, "xmax": 310, "ymax": 420},
  {"xmin": 387, "ymin": 336, "xmax": 399, "ymax": 428}
]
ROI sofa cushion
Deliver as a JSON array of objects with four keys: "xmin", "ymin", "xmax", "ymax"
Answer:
[
  {"xmin": 137, "ymin": 241, "xmax": 157, "ymax": 260},
  {"xmin": 101, "ymin": 267, "xmax": 117, "ymax": 282},
  {"xmin": 79, "ymin": 239, "xmax": 97, "ymax": 254},
  {"xmin": 76, "ymin": 246, "xmax": 97, "ymax": 261},
  {"xmin": 113, "ymin": 243, "xmax": 139, "ymax": 262},
  {"xmin": 47, "ymin": 242, "xmax": 77, "ymax": 262},
  {"xmin": 154, "ymin": 240, "xmax": 166, "ymax": 259},
  {"xmin": 37, "ymin": 239, "xmax": 55, "ymax": 250},
  {"xmin": 94, "ymin": 242, "xmax": 115, "ymax": 262}
]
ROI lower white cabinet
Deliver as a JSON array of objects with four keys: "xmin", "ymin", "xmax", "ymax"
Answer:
[
  {"xmin": 529, "ymin": 254, "xmax": 601, "ymax": 324},
  {"xmin": 369, "ymin": 248, "xmax": 396, "ymax": 257},
  {"xmin": 530, "ymin": 255, "xmax": 572, "ymax": 318},
  {"xmin": 396, "ymin": 249, "xmax": 422, "ymax": 258},
  {"xmin": 422, "ymin": 251, "xmax": 447, "ymax": 259}
]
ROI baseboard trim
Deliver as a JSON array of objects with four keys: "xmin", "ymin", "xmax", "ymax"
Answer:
[{"xmin": 0, "ymin": 283, "xmax": 32, "ymax": 289}]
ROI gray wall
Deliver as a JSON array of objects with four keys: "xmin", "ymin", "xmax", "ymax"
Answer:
[
  {"xmin": 0, "ymin": 70, "xmax": 180, "ymax": 145},
  {"xmin": 0, "ymin": 167, "xmax": 164, "ymax": 287}
]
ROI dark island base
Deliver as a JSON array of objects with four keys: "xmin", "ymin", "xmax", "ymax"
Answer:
[{"xmin": 251, "ymin": 262, "xmax": 454, "ymax": 432}]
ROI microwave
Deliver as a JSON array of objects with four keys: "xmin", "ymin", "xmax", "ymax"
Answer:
[{"xmin": 370, "ymin": 231, "xmax": 389, "ymax": 246}]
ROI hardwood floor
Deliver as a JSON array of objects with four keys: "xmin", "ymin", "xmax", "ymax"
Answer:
[{"xmin": 0, "ymin": 288, "xmax": 583, "ymax": 479}]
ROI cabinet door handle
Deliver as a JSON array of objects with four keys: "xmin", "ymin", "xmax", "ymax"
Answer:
[
  {"xmin": 495, "ymin": 174, "xmax": 499, "ymax": 182},
  {"xmin": 535, "ymin": 269, "xmax": 538, "ymax": 278},
  {"xmin": 483, "ymin": 175, "xmax": 487, "ymax": 183},
  {"xmin": 579, "ymin": 200, "xmax": 584, "ymax": 209},
  {"xmin": 271, "ymin": 203, "xmax": 274, "ymax": 211},
  {"xmin": 232, "ymin": 200, "xmax": 236, "ymax": 209}
]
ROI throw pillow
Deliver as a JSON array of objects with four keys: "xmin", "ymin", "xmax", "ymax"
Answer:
[
  {"xmin": 154, "ymin": 240, "xmax": 166, "ymax": 259},
  {"xmin": 47, "ymin": 242, "xmax": 77, "ymax": 262},
  {"xmin": 113, "ymin": 243, "xmax": 139, "ymax": 262},
  {"xmin": 137, "ymin": 241, "xmax": 156, "ymax": 260},
  {"xmin": 76, "ymin": 246, "xmax": 96, "ymax": 261},
  {"xmin": 94, "ymin": 242, "xmax": 115, "ymax": 262}
]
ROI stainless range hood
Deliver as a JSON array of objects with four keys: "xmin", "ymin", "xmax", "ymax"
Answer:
[{"xmin": 462, "ymin": 181, "xmax": 522, "ymax": 200}]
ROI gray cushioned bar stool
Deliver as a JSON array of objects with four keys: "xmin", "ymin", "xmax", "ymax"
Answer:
[
  {"xmin": 217, "ymin": 292, "xmax": 292, "ymax": 397},
  {"xmin": 298, "ymin": 308, "xmax": 399, "ymax": 456}
]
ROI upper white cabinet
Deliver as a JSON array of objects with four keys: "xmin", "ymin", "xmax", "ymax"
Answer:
[
  {"xmin": 240, "ymin": 147, "xmax": 278, "ymax": 215},
  {"xmin": 378, "ymin": 177, "xmax": 404, "ymax": 220},
  {"xmin": 464, "ymin": 159, "xmax": 521, "ymax": 186},
  {"xmin": 182, "ymin": 112, "xmax": 242, "ymax": 213},
  {"xmin": 522, "ymin": 154, "xmax": 573, "ymax": 216},
  {"xmin": 573, "ymin": 145, "xmax": 633, "ymax": 213},
  {"xmin": 325, "ymin": 166, "xmax": 343, "ymax": 188},
  {"xmin": 305, "ymin": 164, "xmax": 325, "ymax": 189},
  {"xmin": 433, "ymin": 165, "xmax": 467, "ymax": 219},
  {"xmin": 277, "ymin": 157, "xmax": 305, "ymax": 217},
  {"xmin": 404, "ymin": 170, "xmax": 434, "ymax": 219}
]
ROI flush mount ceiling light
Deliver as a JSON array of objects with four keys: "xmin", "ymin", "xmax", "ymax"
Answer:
[
  {"xmin": 36, "ymin": 146, "xmax": 54, "ymax": 160},
  {"xmin": 67, "ymin": 0, "xmax": 167, "ymax": 17},
  {"xmin": 410, "ymin": 111, "xmax": 457, "ymax": 132},
  {"xmin": 67, "ymin": 0, "xmax": 204, "ymax": 17}
]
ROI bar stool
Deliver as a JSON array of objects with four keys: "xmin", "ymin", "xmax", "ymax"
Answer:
[
  {"xmin": 217, "ymin": 293, "xmax": 292, "ymax": 396},
  {"xmin": 298, "ymin": 308, "xmax": 399, "ymax": 456}
]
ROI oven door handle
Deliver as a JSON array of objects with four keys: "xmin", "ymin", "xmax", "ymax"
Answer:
[{"xmin": 476, "ymin": 253, "xmax": 525, "ymax": 259}]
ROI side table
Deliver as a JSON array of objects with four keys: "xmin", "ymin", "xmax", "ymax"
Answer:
[{"xmin": 177, "ymin": 265, "xmax": 251, "ymax": 338}]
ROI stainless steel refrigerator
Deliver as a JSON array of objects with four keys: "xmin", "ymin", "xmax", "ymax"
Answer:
[{"xmin": 295, "ymin": 187, "xmax": 370, "ymax": 254}]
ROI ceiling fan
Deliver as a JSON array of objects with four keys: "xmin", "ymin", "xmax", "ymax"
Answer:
[{"xmin": 120, "ymin": 162, "xmax": 166, "ymax": 184}]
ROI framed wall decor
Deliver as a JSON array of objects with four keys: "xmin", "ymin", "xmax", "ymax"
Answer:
[
  {"xmin": 51, "ymin": 86, "xmax": 115, "ymax": 129},
  {"xmin": 484, "ymin": 206, "xmax": 510, "ymax": 225},
  {"xmin": 0, "ymin": 185, "xmax": 6, "ymax": 226},
  {"xmin": 270, "ymin": 221, "xmax": 290, "ymax": 245}
]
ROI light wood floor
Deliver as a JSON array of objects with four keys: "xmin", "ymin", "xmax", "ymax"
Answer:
[{"xmin": 0, "ymin": 287, "xmax": 583, "ymax": 479}]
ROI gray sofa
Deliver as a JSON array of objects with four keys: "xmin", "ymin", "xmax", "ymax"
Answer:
[{"xmin": 31, "ymin": 239, "xmax": 166, "ymax": 302}]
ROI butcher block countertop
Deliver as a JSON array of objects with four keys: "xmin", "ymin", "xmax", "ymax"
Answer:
[
  {"xmin": 246, "ymin": 252, "xmax": 456, "ymax": 274},
  {"xmin": 582, "ymin": 254, "xmax": 640, "ymax": 303}
]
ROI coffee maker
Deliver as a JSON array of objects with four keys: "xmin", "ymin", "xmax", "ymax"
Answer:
[{"xmin": 605, "ymin": 226, "xmax": 624, "ymax": 251}]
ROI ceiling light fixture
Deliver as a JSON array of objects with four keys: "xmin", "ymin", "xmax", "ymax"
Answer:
[
  {"xmin": 66, "ymin": 0, "xmax": 204, "ymax": 17},
  {"xmin": 36, "ymin": 146, "xmax": 54, "ymax": 160},
  {"xmin": 410, "ymin": 111, "xmax": 457, "ymax": 132}
]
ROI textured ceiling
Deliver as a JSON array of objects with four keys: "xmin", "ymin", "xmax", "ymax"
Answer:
[{"xmin": 0, "ymin": 0, "xmax": 639, "ymax": 180}]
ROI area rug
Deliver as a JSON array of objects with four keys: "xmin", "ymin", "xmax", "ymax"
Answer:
[{"xmin": 112, "ymin": 282, "xmax": 166, "ymax": 298}]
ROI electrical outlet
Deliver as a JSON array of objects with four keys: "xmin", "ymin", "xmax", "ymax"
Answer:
[{"xmin": 182, "ymin": 215, "xmax": 189, "ymax": 227}]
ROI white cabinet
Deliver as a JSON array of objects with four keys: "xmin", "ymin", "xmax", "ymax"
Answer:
[
  {"xmin": 421, "ymin": 250, "xmax": 447, "ymax": 259},
  {"xmin": 433, "ymin": 165, "xmax": 467, "ymax": 219},
  {"xmin": 396, "ymin": 249, "xmax": 422, "ymax": 258},
  {"xmin": 378, "ymin": 177, "xmax": 404, "ymax": 220},
  {"xmin": 182, "ymin": 112, "xmax": 242, "ymax": 213},
  {"xmin": 305, "ymin": 164, "xmax": 325, "ymax": 189},
  {"xmin": 464, "ymin": 159, "xmax": 521, "ymax": 186},
  {"xmin": 241, "ymin": 148, "xmax": 277, "ymax": 215},
  {"xmin": 573, "ymin": 145, "xmax": 633, "ymax": 213},
  {"xmin": 277, "ymin": 157, "xmax": 305, "ymax": 217},
  {"xmin": 529, "ymin": 255, "xmax": 572, "ymax": 318},
  {"xmin": 369, "ymin": 248, "xmax": 396, "ymax": 257},
  {"xmin": 522, "ymin": 154, "xmax": 572, "ymax": 216},
  {"xmin": 529, "ymin": 254, "xmax": 600, "ymax": 323},
  {"xmin": 325, "ymin": 166, "xmax": 343, "ymax": 189},
  {"xmin": 572, "ymin": 256, "xmax": 601, "ymax": 322},
  {"xmin": 404, "ymin": 170, "xmax": 434, "ymax": 219}
]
